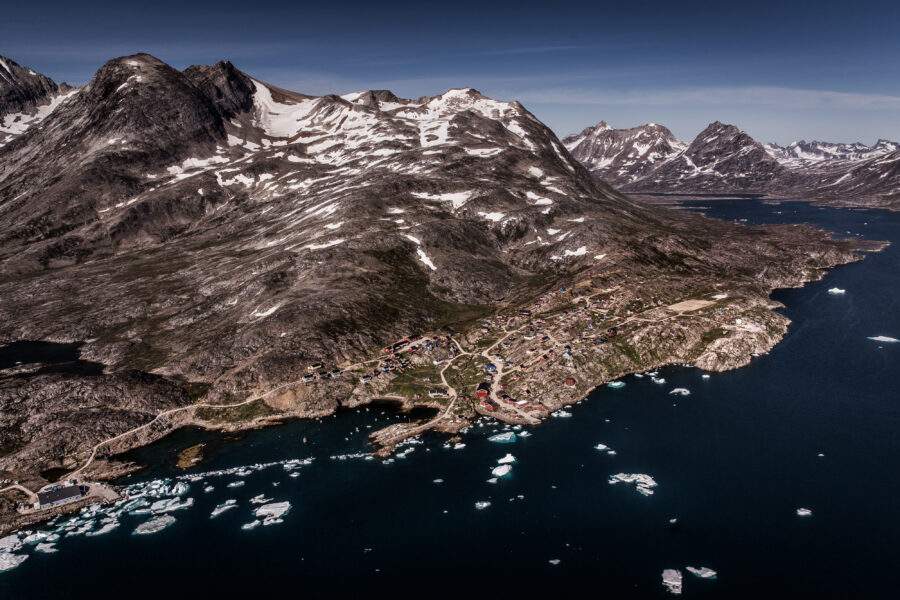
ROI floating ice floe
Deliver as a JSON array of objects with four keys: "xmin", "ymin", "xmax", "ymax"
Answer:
[
  {"xmin": 609, "ymin": 473, "xmax": 657, "ymax": 496},
  {"xmin": 0, "ymin": 534, "xmax": 23, "ymax": 554},
  {"xmin": 669, "ymin": 388, "xmax": 691, "ymax": 396},
  {"xmin": 607, "ymin": 381, "xmax": 625, "ymax": 389},
  {"xmin": 22, "ymin": 531, "xmax": 49, "ymax": 545},
  {"xmin": 35, "ymin": 543, "xmax": 57, "ymax": 554},
  {"xmin": 827, "ymin": 288, "xmax": 846, "ymax": 295},
  {"xmin": 651, "ymin": 377, "xmax": 666, "ymax": 385},
  {"xmin": 868, "ymin": 336, "xmax": 899, "ymax": 343},
  {"xmin": 662, "ymin": 569, "xmax": 683, "ymax": 595},
  {"xmin": 551, "ymin": 410, "xmax": 572, "ymax": 417},
  {"xmin": 594, "ymin": 443, "xmax": 609, "ymax": 451},
  {"xmin": 133, "ymin": 515, "xmax": 176, "ymax": 535},
  {"xmin": 497, "ymin": 454, "xmax": 516, "ymax": 464},
  {"xmin": 249, "ymin": 494, "xmax": 273, "ymax": 505},
  {"xmin": 433, "ymin": 478, "xmax": 444, "ymax": 484},
  {"xmin": 150, "ymin": 497, "xmax": 194, "ymax": 514},
  {"xmin": 488, "ymin": 432, "xmax": 517, "ymax": 443},
  {"xmin": 211, "ymin": 500, "xmax": 238, "ymax": 518},
  {"xmin": 686, "ymin": 566, "xmax": 717, "ymax": 579},
  {"xmin": 487, "ymin": 477, "xmax": 498, "ymax": 484},
  {"xmin": 0, "ymin": 552, "xmax": 28, "ymax": 572},
  {"xmin": 241, "ymin": 520, "xmax": 261, "ymax": 530},
  {"xmin": 475, "ymin": 501, "xmax": 491, "ymax": 510},
  {"xmin": 227, "ymin": 481, "xmax": 246, "ymax": 488},
  {"xmin": 86, "ymin": 519, "xmax": 120, "ymax": 536},
  {"xmin": 548, "ymin": 559, "xmax": 561, "ymax": 565},
  {"xmin": 255, "ymin": 501, "xmax": 291, "ymax": 526},
  {"xmin": 701, "ymin": 374, "xmax": 710, "ymax": 379},
  {"xmin": 491, "ymin": 465, "xmax": 512, "ymax": 478},
  {"xmin": 203, "ymin": 486, "xmax": 215, "ymax": 493},
  {"xmin": 796, "ymin": 508, "xmax": 813, "ymax": 517},
  {"xmin": 518, "ymin": 431, "xmax": 532, "ymax": 438},
  {"xmin": 453, "ymin": 443, "xmax": 466, "ymax": 450}
]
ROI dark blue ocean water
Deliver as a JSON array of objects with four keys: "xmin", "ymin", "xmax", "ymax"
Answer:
[{"xmin": 1, "ymin": 200, "xmax": 898, "ymax": 598}]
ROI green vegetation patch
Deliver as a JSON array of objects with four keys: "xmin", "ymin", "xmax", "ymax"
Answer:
[{"xmin": 195, "ymin": 399, "xmax": 279, "ymax": 424}]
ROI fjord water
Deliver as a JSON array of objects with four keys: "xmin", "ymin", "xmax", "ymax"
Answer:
[{"xmin": 2, "ymin": 200, "xmax": 898, "ymax": 598}]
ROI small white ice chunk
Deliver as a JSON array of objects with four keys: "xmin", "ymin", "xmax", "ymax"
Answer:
[
  {"xmin": 686, "ymin": 566, "xmax": 718, "ymax": 579},
  {"xmin": 609, "ymin": 473, "xmax": 657, "ymax": 496},
  {"xmin": 662, "ymin": 569, "xmax": 683, "ymax": 595},
  {"xmin": 491, "ymin": 464, "xmax": 512, "ymax": 478},
  {"xmin": 475, "ymin": 501, "xmax": 491, "ymax": 510},
  {"xmin": 796, "ymin": 507, "xmax": 813, "ymax": 517}
]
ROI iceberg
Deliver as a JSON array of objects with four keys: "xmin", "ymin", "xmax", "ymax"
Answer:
[
  {"xmin": 686, "ymin": 566, "xmax": 717, "ymax": 579},
  {"xmin": 827, "ymin": 288, "xmax": 846, "ymax": 294},
  {"xmin": 868, "ymin": 336, "xmax": 899, "ymax": 343},
  {"xmin": 551, "ymin": 410, "xmax": 572, "ymax": 417},
  {"xmin": 0, "ymin": 553, "xmax": 28, "ymax": 572},
  {"xmin": 211, "ymin": 500, "xmax": 238, "ymax": 518},
  {"xmin": 548, "ymin": 559, "xmax": 561, "ymax": 565},
  {"xmin": 488, "ymin": 432, "xmax": 517, "ymax": 443},
  {"xmin": 35, "ymin": 543, "xmax": 58, "ymax": 554},
  {"xmin": 227, "ymin": 481, "xmax": 246, "ymax": 488},
  {"xmin": 486, "ymin": 478, "xmax": 498, "ymax": 484},
  {"xmin": 518, "ymin": 431, "xmax": 532, "ymax": 438},
  {"xmin": 474, "ymin": 501, "xmax": 491, "ymax": 510},
  {"xmin": 497, "ymin": 454, "xmax": 516, "ymax": 464},
  {"xmin": 661, "ymin": 569, "xmax": 683, "ymax": 595},
  {"xmin": 609, "ymin": 473, "xmax": 658, "ymax": 496},
  {"xmin": 796, "ymin": 507, "xmax": 813, "ymax": 517},
  {"xmin": 433, "ymin": 478, "xmax": 444, "ymax": 484},
  {"xmin": 607, "ymin": 381, "xmax": 625, "ymax": 389},
  {"xmin": 249, "ymin": 494, "xmax": 273, "ymax": 505},
  {"xmin": 594, "ymin": 443, "xmax": 608, "ymax": 451},
  {"xmin": 651, "ymin": 377, "xmax": 666, "ymax": 385},
  {"xmin": 453, "ymin": 443, "xmax": 466, "ymax": 450},
  {"xmin": 203, "ymin": 485, "xmax": 215, "ymax": 493},
  {"xmin": 669, "ymin": 388, "xmax": 691, "ymax": 396},
  {"xmin": 255, "ymin": 501, "xmax": 291, "ymax": 525},
  {"xmin": 491, "ymin": 464, "xmax": 512, "ymax": 478},
  {"xmin": 133, "ymin": 514, "xmax": 176, "ymax": 535},
  {"xmin": 241, "ymin": 520, "xmax": 261, "ymax": 530}
]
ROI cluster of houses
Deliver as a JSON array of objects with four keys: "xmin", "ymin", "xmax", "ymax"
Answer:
[{"xmin": 301, "ymin": 362, "xmax": 343, "ymax": 383}]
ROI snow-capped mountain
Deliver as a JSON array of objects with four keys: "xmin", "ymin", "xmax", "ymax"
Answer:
[
  {"xmin": 561, "ymin": 121, "xmax": 687, "ymax": 186},
  {"xmin": 0, "ymin": 56, "xmax": 74, "ymax": 146},
  {"xmin": 764, "ymin": 139, "xmax": 900, "ymax": 168},
  {"xmin": 566, "ymin": 119, "xmax": 900, "ymax": 208},
  {"xmin": 621, "ymin": 121, "xmax": 789, "ymax": 193}
]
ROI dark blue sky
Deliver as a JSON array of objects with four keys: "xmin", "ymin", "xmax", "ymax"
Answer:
[{"xmin": 3, "ymin": 0, "xmax": 899, "ymax": 144}]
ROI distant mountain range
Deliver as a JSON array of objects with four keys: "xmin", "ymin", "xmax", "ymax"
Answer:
[{"xmin": 563, "ymin": 120, "xmax": 900, "ymax": 209}]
